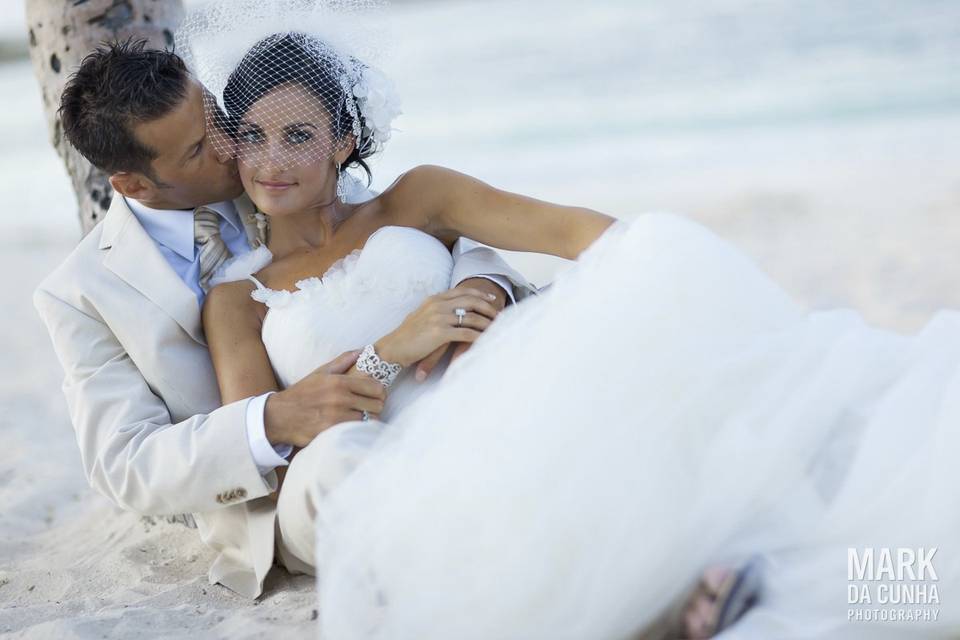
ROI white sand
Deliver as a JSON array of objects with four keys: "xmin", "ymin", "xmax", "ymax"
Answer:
[{"xmin": 3, "ymin": 0, "xmax": 960, "ymax": 637}]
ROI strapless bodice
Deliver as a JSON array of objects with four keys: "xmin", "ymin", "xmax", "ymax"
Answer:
[{"xmin": 217, "ymin": 225, "xmax": 455, "ymax": 420}]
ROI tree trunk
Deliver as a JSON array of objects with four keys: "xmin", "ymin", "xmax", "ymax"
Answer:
[{"xmin": 25, "ymin": 0, "xmax": 185, "ymax": 236}]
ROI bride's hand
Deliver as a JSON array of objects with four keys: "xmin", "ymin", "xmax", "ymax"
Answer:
[
  {"xmin": 374, "ymin": 288, "xmax": 500, "ymax": 368},
  {"xmin": 414, "ymin": 277, "xmax": 509, "ymax": 380}
]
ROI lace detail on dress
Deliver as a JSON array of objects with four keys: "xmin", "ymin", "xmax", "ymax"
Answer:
[
  {"xmin": 292, "ymin": 248, "xmax": 364, "ymax": 298},
  {"xmin": 298, "ymin": 244, "xmax": 450, "ymax": 310},
  {"xmin": 250, "ymin": 226, "xmax": 452, "ymax": 311},
  {"xmin": 250, "ymin": 285, "xmax": 294, "ymax": 307}
]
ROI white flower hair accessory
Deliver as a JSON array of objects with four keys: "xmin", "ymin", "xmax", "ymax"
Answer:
[{"xmin": 351, "ymin": 65, "xmax": 402, "ymax": 150}]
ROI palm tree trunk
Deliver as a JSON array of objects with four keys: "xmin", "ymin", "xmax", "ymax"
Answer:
[{"xmin": 25, "ymin": 0, "xmax": 185, "ymax": 235}]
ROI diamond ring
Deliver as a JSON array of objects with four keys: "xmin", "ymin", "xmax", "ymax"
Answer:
[
  {"xmin": 361, "ymin": 410, "xmax": 370, "ymax": 422},
  {"xmin": 454, "ymin": 307, "xmax": 467, "ymax": 326}
]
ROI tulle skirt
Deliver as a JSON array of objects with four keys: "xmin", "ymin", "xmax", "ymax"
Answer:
[{"xmin": 313, "ymin": 214, "xmax": 960, "ymax": 639}]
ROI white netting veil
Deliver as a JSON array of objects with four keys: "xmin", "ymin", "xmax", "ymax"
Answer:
[{"xmin": 175, "ymin": 0, "xmax": 399, "ymax": 174}]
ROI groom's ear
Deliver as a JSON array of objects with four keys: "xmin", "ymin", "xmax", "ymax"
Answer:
[{"xmin": 109, "ymin": 172, "xmax": 154, "ymax": 201}]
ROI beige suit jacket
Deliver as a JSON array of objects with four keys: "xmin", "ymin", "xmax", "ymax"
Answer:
[{"xmin": 34, "ymin": 193, "xmax": 538, "ymax": 598}]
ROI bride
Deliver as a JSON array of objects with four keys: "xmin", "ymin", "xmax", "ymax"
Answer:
[{"xmin": 183, "ymin": 9, "xmax": 960, "ymax": 640}]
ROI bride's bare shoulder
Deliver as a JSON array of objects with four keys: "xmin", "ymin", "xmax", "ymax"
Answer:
[
  {"xmin": 203, "ymin": 279, "xmax": 264, "ymax": 329},
  {"xmin": 391, "ymin": 164, "xmax": 469, "ymax": 190},
  {"xmin": 379, "ymin": 165, "xmax": 471, "ymax": 228}
]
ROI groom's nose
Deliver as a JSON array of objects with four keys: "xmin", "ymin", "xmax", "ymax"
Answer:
[
  {"xmin": 203, "ymin": 99, "xmax": 237, "ymax": 165},
  {"xmin": 210, "ymin": 131, "xmax": 236, "ymax": 165},
  {"xmin": 214, "ymin": 147, "xmax": 234, "ymax": 165},
  {"xmin": 212, "ymin": 138, "xmax": 232, "ymax": 163}
]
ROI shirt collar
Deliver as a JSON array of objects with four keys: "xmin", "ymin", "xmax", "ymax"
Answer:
[{"xmin": 126, "ymin": 197, "xmax": 243, "ymax": 261}]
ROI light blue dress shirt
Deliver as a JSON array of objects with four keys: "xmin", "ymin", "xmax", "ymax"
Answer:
[{"xmin": 126, "ymin": 198, "xmax": 251, "ymax": 307}]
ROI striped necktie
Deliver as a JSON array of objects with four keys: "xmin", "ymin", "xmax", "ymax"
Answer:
[{"xmin": 194, "ymin": 206, "xmax": 232, "ymax": 293}]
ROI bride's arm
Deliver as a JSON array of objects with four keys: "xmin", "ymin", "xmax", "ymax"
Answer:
[
  {"xmin": 203, "ymin": 282, "xmax": 280, "ymax": 405},
  {"xmin": 397, "ymin": 165, "xmax": 618, "ymax": 260},
  {"xmin": 202, "ymin": 283, "xmax": 387, "ymax": 449}
]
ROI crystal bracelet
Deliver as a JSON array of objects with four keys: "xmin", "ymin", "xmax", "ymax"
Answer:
[{"xmin": 355, "ymin": 343, "xmax": 403, "ymax": 387}]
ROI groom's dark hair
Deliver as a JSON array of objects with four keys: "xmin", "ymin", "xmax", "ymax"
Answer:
[{"xmin": 59, "ymin": 38, "xmax": 190, "ymax": 179}]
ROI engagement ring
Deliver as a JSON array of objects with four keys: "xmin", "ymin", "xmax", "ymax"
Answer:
[{"xmin": 454, "ymin": 307, "xmax": 467, "ymax": 326}]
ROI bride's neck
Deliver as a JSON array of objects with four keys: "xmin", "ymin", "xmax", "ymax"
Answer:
[{"xmin": 266, "ymin": 200, "xmax": 354, "ymax": 258}]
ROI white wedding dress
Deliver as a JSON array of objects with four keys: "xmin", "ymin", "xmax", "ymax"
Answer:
[{"xmin": 222, "ymin": 214, "xmax": 960, "ymax": 639}]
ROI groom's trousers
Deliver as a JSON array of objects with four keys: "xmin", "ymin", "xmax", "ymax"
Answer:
[{"xmin": 275, "ymin": 419, "xmax": 385, "ymax": 575}]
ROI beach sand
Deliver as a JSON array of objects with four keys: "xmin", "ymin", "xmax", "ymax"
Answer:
[{"xmin": 2, "ymin": 0, "xmax": 959, "ymax": 637}]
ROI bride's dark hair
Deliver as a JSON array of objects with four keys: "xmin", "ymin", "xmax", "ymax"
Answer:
[{"xmin": 222, "ymin": 32, "xmax": 374, "ymax": 182}]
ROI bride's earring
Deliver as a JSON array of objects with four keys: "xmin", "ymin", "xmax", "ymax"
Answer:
[{"xmin": 335, "ymin": 162, "xmax": 346, "ymax": 203}]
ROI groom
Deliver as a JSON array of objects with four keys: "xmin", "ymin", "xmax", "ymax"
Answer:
[{"xmin": 35, "ymin": 40, "xmax": 537, "ymax": 599}]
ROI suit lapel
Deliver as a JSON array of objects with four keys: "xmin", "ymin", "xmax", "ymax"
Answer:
[{"xmin": 99, "ymin": 195, "xmax": 207, "ymax": 345}]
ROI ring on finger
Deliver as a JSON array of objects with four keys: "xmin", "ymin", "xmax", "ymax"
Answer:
[
  {"xmin": 361, "ymin": 410, "xmax": 370, "ymax": 422},
  {"xmin": 454, "ymin": 307, "xmax": 467, "ymax": 326}
]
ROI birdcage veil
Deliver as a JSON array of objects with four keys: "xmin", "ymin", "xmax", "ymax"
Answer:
[{"xmin": 174, "ymin": 0, "xmax": 400, "ymax": 174}]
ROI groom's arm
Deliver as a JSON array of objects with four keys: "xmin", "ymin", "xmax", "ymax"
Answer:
[
  {"xmin": 450, "ymin": 237, "xmax": 539, "ymax": 304},
  {"xmin": 33, "ymin": 288, "xmax": 277, "ymax": 516}
]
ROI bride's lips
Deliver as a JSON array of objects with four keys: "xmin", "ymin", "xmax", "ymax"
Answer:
[{"xmin": 257, "ymin": 180, "xmax": 297, "ymax": 192}]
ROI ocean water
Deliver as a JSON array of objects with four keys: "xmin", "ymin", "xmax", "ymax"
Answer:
[
  {"xmin": 370, "ymin": 0, "xmax": 960, "ymax": 224},
  {"xmin": 382, "ymin": 0, "xmax": 959, "ymax": 145}
]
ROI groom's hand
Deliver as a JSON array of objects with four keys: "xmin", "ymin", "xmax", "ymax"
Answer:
[
  {"xmin": 414, "ymin": 277, "xmax": 508, "ymax": 381},
  {"xmin": 264, "ymin": 350, "xmax": 387, "ymax": 448}
]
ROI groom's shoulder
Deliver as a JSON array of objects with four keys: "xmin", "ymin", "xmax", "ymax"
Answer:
[{"xmin": 35, "ymin": 220, "xmax": 111, "ymax": 306}]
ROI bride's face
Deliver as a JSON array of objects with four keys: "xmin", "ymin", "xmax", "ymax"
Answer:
[{"xmin": 235, "ymin": 82, "xmax": 346, "ymax": 216}]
